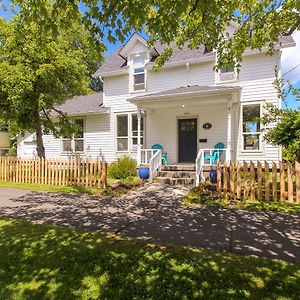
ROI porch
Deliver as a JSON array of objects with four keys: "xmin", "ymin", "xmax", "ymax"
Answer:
[{"xmin": 129, "ymin": 85, "xmax": 241, "ymax": 183}]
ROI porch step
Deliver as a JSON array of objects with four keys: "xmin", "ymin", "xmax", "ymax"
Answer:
[
  {"xmin": 155, "ymin": 164, "xmax": 197, "ymax": 186},
  {"xmin": 155, "ymin": 177, "xmax": 196, "ymax": 186},
  {"xmin": 162, "ymin": 165, "xmax": 196, "ymax": 172},
  {"xmin": 158, "ymin": 171, "xmax": 196, "ymax": 179}
]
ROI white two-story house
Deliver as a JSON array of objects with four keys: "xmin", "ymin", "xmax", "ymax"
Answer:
[{"xmin": 18, "ymin": 31, "xmax": 295, "ymax": 171}]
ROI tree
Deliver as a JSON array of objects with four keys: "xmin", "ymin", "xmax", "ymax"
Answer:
[
  {"xmin": 262, "ymin": 105, "xmax": 300, "ymax": 162},
  {"xmin": 0, "ymin": 6, "xmax": 102, "ymax": 158},
  {"xmin": 4, "ymin": 0, "xmax": 300, "ymax": 69},
  {"xmin": 261, "ymin": 73, "xmax": 300, "ymax": 162}
]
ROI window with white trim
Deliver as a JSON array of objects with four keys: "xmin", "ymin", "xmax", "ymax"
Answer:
[
  {"xmin": 62, "ymin": 117, "xmax": 85, "ymax": 153},
  {"xmin": 116, "ymin": 114, "xmax": 129, "ymax": 151},
  {"xmin": 219, "ymin": 63, "xmax": 237, "ymax": 82},
  {"xmin": 242, "ymin": 104, "xmax": 261, "ymax": 151},
  {"xmin": 116, "ymin": 113, "xmax": 144, "ymax": 152},
  {"xmin": 132, "ymin": 55, "xmax": 146, "ymax": 91},
  {"xmin": 131, "ymin": 114, "xmax": 144, "ymax": 149}
]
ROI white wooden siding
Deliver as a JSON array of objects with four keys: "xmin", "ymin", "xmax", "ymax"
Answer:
[
  {"xmin": 19, "ymin": 48, "xmax": 282, "ymax": 163},
  {"xmin": 145, "ymin": 103, "xmax": 231, "ymax": 164},
  {"xmin": 18, "ymin": 114, "xmax": 115, "ymax": 162}
]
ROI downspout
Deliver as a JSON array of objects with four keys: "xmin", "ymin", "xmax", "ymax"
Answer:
[{"xmin": 186, "ymin": 62, "xmax": 191, "ymax": 87}]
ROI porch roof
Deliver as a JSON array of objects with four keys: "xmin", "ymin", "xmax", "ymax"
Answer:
[{"xmin": 130, "ymin": 85, "xmax": 241, "ymax": 105}]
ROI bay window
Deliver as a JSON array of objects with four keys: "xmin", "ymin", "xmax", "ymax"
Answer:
[
  {"xmin": 116, "ymin": 113, "xmax": 144, "ymax": 152},
  {"xmin": 62, "ymin": 117, "xmax": 85, "ymax": 153},
  {"xmin": 242, "ymin": 104, "xmax": 261, "ymax": 151}
]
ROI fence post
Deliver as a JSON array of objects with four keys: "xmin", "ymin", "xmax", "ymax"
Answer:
[
  {"xmin": 250, "ymin": 161, "xmax": 256, "ymax": 201},
  {"xmin": 280, "ymin": 162, "xmax": 286, "ymax": 202},
  {"xmin": 265, "ymin": 161, "xmax": 270, "ymax": 202},
  {"xmin": 272, "ymin": 162, "xmax": 277, "ymax": 201},
  {"xmin": 217, "ymin": 161, "xmax": 222, "ymax": 195},
  {"xmin": 296, "ymin": 161, "xmax": 300, "ymax": 204},
  {"xmin": 236, "ymin": 162, "xmax": 241, "ymax": 200},
  {"xmin": 257, "ymin": 161, "xmax": 263, "ymax": 201},
  {"xmin": 287, "ymin": 162, "xmax": 294, "ymax": 203},
  {"xmin": 230, "ymin": 161, "xmax": 234, "ymax": 196},
  {"xmin": 243, "ymin": 161, "xmax": 249, "ymax": 201},
  {"xmin": 223, "ymin": 161, "xmax": 228, "ymax": 198}
]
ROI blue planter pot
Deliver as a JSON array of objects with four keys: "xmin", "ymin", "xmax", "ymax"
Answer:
[
  {"xmin": 138, "ymin": 167, "xmax": 150, "ymax": 180},
  {"xmin": 209, "ymin": 169, "xmax": 218, "ymax": 184}
]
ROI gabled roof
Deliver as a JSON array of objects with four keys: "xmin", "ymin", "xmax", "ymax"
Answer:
[
  {"xmin": 54, "ymin": 92, "xmax": 108, "ymax": 116},
  {"xmin": 94, "ymin": 34, "xmax": 295, "ymax": 77}
]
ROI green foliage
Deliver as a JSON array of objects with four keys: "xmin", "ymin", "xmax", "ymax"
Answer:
[
  {"xmin": 181, "ymin": 184, "xmax": 300, "ymax": 213},
  {"xmin": 0, "ymin": 4, "xmax": 102, "ymax": 156},
  {"xmin": 0, "ymin": 219, "xmax": 299, "ymax": 299},
  {"xmin": 261, "ymin": 104, "xmax": 300, "ymax": 162},
  {"xmin": 108, "ymin": 156, "xmax": 137, "ymax": 179},
  {"xmin": 5, "ymin": 0, "xmax": 300, "ymax": 70}
]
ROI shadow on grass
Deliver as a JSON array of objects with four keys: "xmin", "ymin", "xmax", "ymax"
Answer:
[{"xmin": 0, "ymin": 219, "xmax": 299, "ymax": 300}]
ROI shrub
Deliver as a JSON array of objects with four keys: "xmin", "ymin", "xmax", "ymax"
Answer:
[{"xmin": 108, "ymin": 156, "xmax": 137, "ymax": 179}]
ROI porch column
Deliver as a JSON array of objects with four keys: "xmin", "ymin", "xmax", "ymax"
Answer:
[
  {"xmin": 137, "ymin": 106, "xmax": 142, "ymax": 166},
  {"xmin": 226, "ymin": 98, "xmax": 232, "ymax": 162}
]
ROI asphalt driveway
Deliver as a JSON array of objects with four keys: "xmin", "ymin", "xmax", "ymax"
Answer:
[{"xmin": 0, "ymin": 185, "xmax": 299, "ymax": 263}]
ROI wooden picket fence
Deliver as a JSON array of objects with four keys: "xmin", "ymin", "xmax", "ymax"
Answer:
[
  {"xmin": 215, "ymin": 161, "xmax": 300, "ymax": 203},
  {"xmin": 0, "ymin": 157, "xmax": 108, "ymax": 188}
]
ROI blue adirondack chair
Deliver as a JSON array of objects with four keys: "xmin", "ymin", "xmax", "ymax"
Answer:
[
  {"xmin": 151, "ymin": 144, "xmax": 168, "ymax": 165},
  {"xmin": 204, "ymin": 142, "xmax": 225, "ymax": 165}
]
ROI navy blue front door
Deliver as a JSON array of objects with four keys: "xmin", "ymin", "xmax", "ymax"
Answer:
[{"xmin": 178, "ymin": 118, "xmax": 197, "ymax": 163}]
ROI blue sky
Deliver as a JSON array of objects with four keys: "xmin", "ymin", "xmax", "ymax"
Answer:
[{"xmin": 0, "ymin": 0, "xmax": 299, "ymax": 110}]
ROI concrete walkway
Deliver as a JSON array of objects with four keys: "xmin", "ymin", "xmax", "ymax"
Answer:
[{"xmin": 0, "ymin": 185, "xmax": 299, "ymax": 263}]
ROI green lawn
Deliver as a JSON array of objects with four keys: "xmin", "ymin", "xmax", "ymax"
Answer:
[
  {"xmin": 0, "ymin": 219, "xmax": 299, "ymax": 299},
  {"xmin": 181, "ymin": 186, "xmax": 300, "ymax": 213},
  {"xmin": 0, "ymin": 178, "xmax": 143, "ymax": 198}
]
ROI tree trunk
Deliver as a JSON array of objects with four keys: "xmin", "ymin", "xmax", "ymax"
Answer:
[{"xmin": 34, "ymin": 108, "xmax": 45, "ymax": 158}]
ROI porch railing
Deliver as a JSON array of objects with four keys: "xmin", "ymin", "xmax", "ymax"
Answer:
[
  {"xmin": 201, "ymin": 148, "xmax": 227, "ymax": 166},
  {"xmin": 138, "ymin": 148, "xmax": 162, "ymax": 182},
  {"xmin": 140, "ymin": 149, "xmax": 156, "ymax": 165},
  {"xmin": 195, "ymin": 149, "xmax": 204, "ymax": 186},
  {"xmin": 149, "ymin": 149, "xmax": 162, "ymax": 182}
]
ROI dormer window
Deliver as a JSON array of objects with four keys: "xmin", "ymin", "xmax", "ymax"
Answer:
[{"xmin": 132, "ymin": 54, "xmax": 146, "ymax": 91}]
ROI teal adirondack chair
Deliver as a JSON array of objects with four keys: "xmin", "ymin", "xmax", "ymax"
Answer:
[
  {"xmin": 151, "ymin": 144, "xmax": 168, "ymax": 165},
  {"xmin": 204, "ymin": 142, "xmax": 225, "ymax": 165}
]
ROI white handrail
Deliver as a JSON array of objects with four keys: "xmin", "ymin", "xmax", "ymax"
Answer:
[
  {"xmin": 195, "ymin": 149, "xmax": 204, "ymax": 186},
  {"xmin": 149, "ymin": 149, "xmax": 162, "ymax": 183},
  {"xmin": 201, "ymin": 148, "xmax": 226, "ymax": 166},
  {"xmin": 140, "ymin": 149, "xmax": 156, "ymax": 165}
]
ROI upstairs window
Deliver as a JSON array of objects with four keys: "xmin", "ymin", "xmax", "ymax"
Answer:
[
  {"xmin": 218, "ymin": 63, "xmax": 237, "ymax": 82},
  {"xmin": 242, "ymin": 104, "xmax": 261, "ymax": 151},
  {"xmin": 132, "ymin": 55, "xmax": 146, "ymax": 91}
]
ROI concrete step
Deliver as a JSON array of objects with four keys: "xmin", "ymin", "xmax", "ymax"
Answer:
[
  {"xmin": 155, "ymin": 177, "xmax": 196, "ymax": 186},
  {"xmin": 163, "ymin": 165, "xmax": 196, "ymax": 172},
  {"xmin": 157, "ymin": 171, "xmax": 196, "ymax": 179}
]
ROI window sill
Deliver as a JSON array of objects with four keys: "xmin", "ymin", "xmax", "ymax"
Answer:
[
  {"xmin": 130, "ymin": 89, "xmax": 146, "ymax": 94},
  {"xmin": 216, "ymin": 79, "xmax": 239, "ymax": 84}
]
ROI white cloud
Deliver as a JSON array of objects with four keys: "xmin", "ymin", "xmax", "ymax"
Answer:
[{"xmin": 281, "ymin": 31, "xmax": 300, "ymax": 84}]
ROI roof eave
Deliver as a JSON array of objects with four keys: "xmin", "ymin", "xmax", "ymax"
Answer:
[{"xmin": 129, "ymin": 86, "xmax": 242, "ymax": 104}]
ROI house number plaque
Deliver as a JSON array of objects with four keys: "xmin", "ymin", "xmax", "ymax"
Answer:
[{"xmin": 203, "ymin": 122, "xmax": 212, "ymax": 130}]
